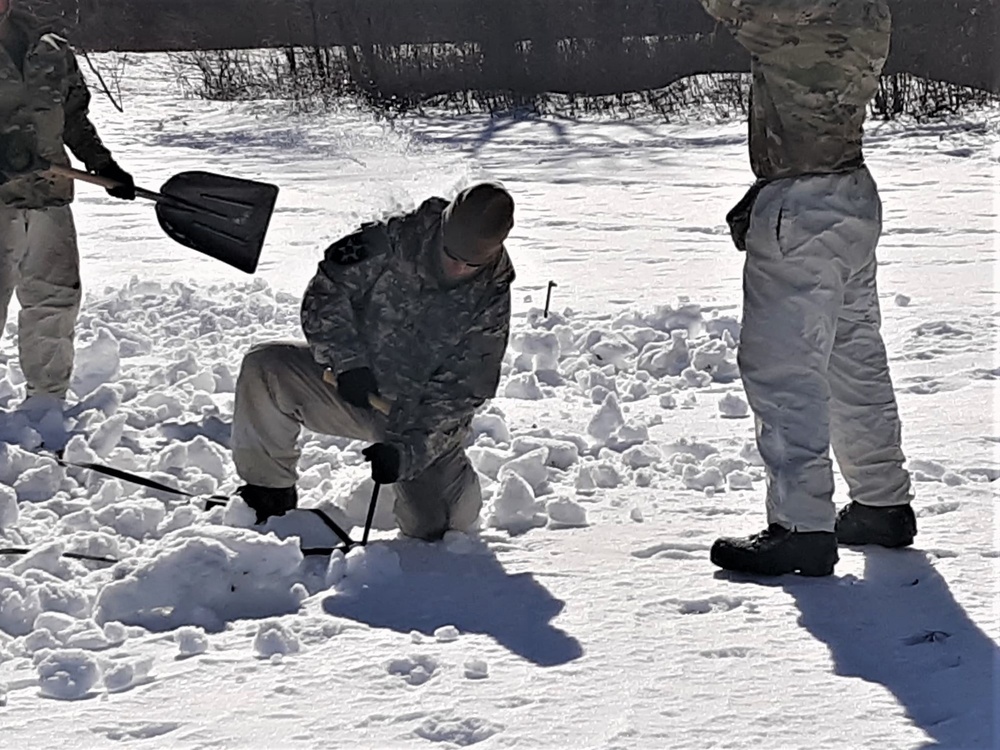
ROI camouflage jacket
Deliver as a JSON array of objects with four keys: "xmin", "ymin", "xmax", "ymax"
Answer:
[
  {"xmin": 0, "ymin": 11, "xmax": 114, "ymax": 208},
  {"xmin": 699, "ymin": 0, "xmax": 890, "ymax": 180},
  {"xmin": 301, "ymin": 198, "xmax": 515, "ymax": 479}
]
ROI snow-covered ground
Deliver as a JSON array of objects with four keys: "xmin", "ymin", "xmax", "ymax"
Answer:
[{"xmin": 0, "ymin": 56, "xmax": 998, "ymax": 749}]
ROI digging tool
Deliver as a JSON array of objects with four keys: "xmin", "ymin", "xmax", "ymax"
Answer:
[{"xmin": 49, "ymin": 164, "xmax": 279, "ymax": 274}]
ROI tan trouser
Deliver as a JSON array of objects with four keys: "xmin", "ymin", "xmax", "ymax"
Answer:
[
  {"xmin": 741, "ymin": 167, "xmax": 913, "ymax": 532},
  {"xmin": 231, "ymin": 341, "xmax": 482, "ymax": 540},
  {"xmin": 0, "ymin": 205, "xmax": 81, "ymax": 398}
]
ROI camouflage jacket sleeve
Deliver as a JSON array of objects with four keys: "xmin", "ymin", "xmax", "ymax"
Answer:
[
  {"xmin": 300, "ymin": 223, "xmax": 391, "ymax": 374},
  {"xmin": 60, "ymin": 45, "xmax": 114, "ymax": 171},
  {"xmin": 698, "ymin": 0, "xmax": 801, "ymax": 56},
  {"xmin": 385, "ymin": 281, "xmax": 512, "ymax": 479}
]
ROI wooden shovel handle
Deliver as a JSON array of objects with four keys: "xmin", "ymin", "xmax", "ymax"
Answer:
[
  {"xmin": 47, "ymin": 164, "xmax": 160, "ymax": 203},
  {"xmin": 322, "ymin": 369, "xmax": 392, "ymax": 415},
  {"xmin": 48, "ymin": 163, "xmax": 117, "ymax": 189}
]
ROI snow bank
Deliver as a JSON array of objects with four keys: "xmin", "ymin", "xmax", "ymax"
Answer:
[{"xmin": 93, "ymin": 527, "xmax": 307, "ymax": 632}]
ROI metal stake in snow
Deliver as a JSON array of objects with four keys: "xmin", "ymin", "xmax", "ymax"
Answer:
[
  {"xmin": 544, "ymin": 280, "xmax": 558, "ymax": 318},
  {"xmin": 362, "ymin": 482, "xmax": 381, "ymax": 545}
]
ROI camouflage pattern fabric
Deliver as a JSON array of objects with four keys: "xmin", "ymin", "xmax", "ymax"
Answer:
[
  {"xmin": 699, "ymin": 0, "xmax": 891, "ymax": 180},
  {"xmin": 301, "ymin": 197, "xmax": 515, "ymax": 479},
  {"xmin": 0, "ymin": 10, "xmax": 114, "ymax": 208}
]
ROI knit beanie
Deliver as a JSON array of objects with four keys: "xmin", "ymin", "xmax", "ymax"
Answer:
[{"xmin": 441, "ymin": 182, "xmax": 514, "ymax": 264}]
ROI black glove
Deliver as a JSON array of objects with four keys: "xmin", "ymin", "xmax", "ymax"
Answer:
[
  {"xmin": 96, "ymin": 162, "xmax": 136, "ymax": 200},
  {"xmin": 337, "ymin": 367, "xmax": 380, "ymax": 409},
  {"xmin": 362, "ymin": 442, "xmax": 401, "ymax": 484}
]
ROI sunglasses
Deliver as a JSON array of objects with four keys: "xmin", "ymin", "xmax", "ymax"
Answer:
[{"xmin": 442, "ymin": 243, "xmax": 487, "ymax": 268}]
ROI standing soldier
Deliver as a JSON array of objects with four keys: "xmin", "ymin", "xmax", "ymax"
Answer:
[
  {"xmin": 699, "ymin": 0, "xmax": 917, "ymax": 576},
  {"xmin": 230, "ymin": 183, "xmax": 516, "ymax": 540},
  {"xmin": 0, "ymin": 0, "xmax": 135, "ymax": 412}
]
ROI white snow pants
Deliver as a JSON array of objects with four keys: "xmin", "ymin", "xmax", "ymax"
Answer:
[
  {"xmin": 231, "ymin": 342, "xmax": 483, "ymax": 540},
  {"xmin": 0, "ymin": 205, "xmax": 81, "ymax": 398},
  {"xmin": 740, "ymin": 166, "xmax": 912, "ymax": 532}
]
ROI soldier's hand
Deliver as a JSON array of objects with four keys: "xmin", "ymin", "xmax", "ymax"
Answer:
[
  {"xmin": 96, "ymin": 161, "xmax": 136, "ymax": 200},
  {"xmin": 362, "ymin": 442, "xmax": 401, "ymax": 484},
  {"xmin": 336, "ymin": 367, "xmax": 380, "ymax": 409}
]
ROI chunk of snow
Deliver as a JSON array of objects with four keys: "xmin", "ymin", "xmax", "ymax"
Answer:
[
  {"xmin": 253, "ymin": 620, "xmax": 300, "ymax": 657},
  {"xmin": 35, "ymin": 649, "xmax": 101, "ymax": 700},
  {"xmin": 719, "ymin": 392, "xmax": 750, "ymax": 419},
  {"xmin": 546, "ymin": 497, "xmax": 589, "ymax": 529}
]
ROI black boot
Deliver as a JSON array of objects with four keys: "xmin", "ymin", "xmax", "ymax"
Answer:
[
  {"xmin": 236, "ymin": 484, "xmax": 298, "ymax": 524},
  {"xmin": 835, "ymin": 501, "xmax": 916, "ymax": 548},
  {"xmin": 711, "ymin": 524, "xmax": 838, "ymax": 577}
]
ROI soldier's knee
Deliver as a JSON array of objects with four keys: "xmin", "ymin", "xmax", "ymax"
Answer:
[
  {"xmin": 395, "ymin": 502, "xmax": 448, "ymax": 541},
  {"xmin": 239, "ymin": 343, "xmax": 284, "ymax": 383},
  {"xmin": 18, "ymin": 277, "xmax": 81, "ymax": 310}
]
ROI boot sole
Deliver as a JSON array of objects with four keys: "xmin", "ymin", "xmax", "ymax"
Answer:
[
  {"xmin": 795, "ymin": 561, "xmax": 836, "ymax": 576},
  {"xmin": 837, "ymin": 534, "xmax": 915, "ymax": 549},
  {"xmin": 710, "ymin": 554, "xmax": 837, "ymax": 577}
]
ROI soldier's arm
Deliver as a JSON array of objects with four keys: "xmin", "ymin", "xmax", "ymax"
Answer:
[
  {"xmin": 698, "ymin": 0, "xmax": 799, "ymax": 56},
  {"xmin": 60, "ymin": 44, "xmax": 114, "ymax": 171},
  {"xmin": 385, "ymin": 283, "xmax": 512, "ymax": 478},
  {"xmin": 301, "ymin": 224, "xmax": 390, "ymax": 374}
]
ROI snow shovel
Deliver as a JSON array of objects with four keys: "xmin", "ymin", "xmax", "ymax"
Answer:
[{"xmin": 49, "ymin": 164, "xmax": 279, "ymax": 274}]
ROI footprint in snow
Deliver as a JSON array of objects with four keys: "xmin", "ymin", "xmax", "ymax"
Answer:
[
  {"xmin": 918, "ymin": 501, "xmax": 962, "ymax": 517},
  {"xmin": 414, "ymin": 715, "xmax": 503, "ymax": 746},
  {"xmin": 639, "ymin": 595, "xmax": 746, "ymax": 617},
  {"xmin": 925, "ymin": 548, "xmax": 960, "ymax": 559},
  {"xmin": 90, "ymin": 722, "xmax": 182, "ymax": 742},
  {"xmin": 631, "ymin": 541, "xmax": 712, "ymax": 560},
  {"xmin": 673, "ymin": 596, "xmax": 746, "ymax": 615},
  {"xmin": 698, "ymin": 647, "xmax": 753, "ymax": 659}
]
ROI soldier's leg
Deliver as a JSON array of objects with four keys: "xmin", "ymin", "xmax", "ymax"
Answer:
[
  {"xmin": 744, "ymin": 169, "xmax": 898, "ymax": 532},
  {"xmin": 231, "ymin": 341, "xmax": 379, "ymax": 487},
  {"xmin": 824, "ymin": 171, "xmax": 912, "ymax": 513},
  {"xmin": 16, "ymin": 206, "xmax": 81, "ymax": 398},
  {"xmin": 392, "ymin": 445, "xmax": 482, "ymax": 540},
  {"xmin": 739, "ymin": 177, "xmax": 847, "ymax": 533},
  {"xmin": 0, "ymin": 208, "xmax": 27, "ymax": 345},
  {"xmin": 828, "ymin": 259, "xmax": 912, "ymax": 507}
]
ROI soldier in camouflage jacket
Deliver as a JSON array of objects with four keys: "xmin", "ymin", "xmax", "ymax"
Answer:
[
  {"xmin": 0, "ymin": 1, "xmax": 135, "ymax": 405},
  {"xmin": 701, "ymin": 0, "xmax": 916, "ymax": 576},
  {"xmin": 231, "ymin": 183, "xmax": 516, "ymax": 540}
]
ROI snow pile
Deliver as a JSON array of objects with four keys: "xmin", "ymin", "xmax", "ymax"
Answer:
[
  {"xmin": 546, "ymin": 497, "xmax": 589, "ymax": 529},
  {"xmin": 386, "ymin": 654, "xmax": 440, "ymax": 686},
  {"xmin": 434, "ymin": 625, "xmax": 461, "ymax": 643},
  {"xmin": 0, "ymin": 484, "xmax": 17, "ymax": 528},
  {"xmin": 102, "ymin": 655, "xmax": 154, "ymax": 694},
  {"xmin": 93, "ymin": 526, "xmax": 307, "ymax": 632},
  {"xmin": 35, "ymin": 649, "xmax": 102, "ymax": 700},
  {"xmin": 718, "ymin": 392, "xmax": 750, "ymax": 419},
  {"xmin": 325, "ymin": 544, "xmax": 402, "ymax": 592},
  {"xmin": 253, "ymin": 620, "xmax": 300, "ymax": 658},
  {"xmin": 175, "ymin": 626, "xmax": 209, "ymax": 657},
  {"xmin": 0, "ymin": 569, "xmax": 93, "ymax": 638},
  {"xmin": 488, "ymin": 473, "xmax": 546, "ymax": 533},
  {"xmin": 463, "ymin": 656, "xmax": 489, "ymax": 680}
]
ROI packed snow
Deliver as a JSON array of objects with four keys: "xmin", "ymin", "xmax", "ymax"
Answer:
[{"xmin": 0, "ymin": 55, "xmax": 997, "ymax": 749}]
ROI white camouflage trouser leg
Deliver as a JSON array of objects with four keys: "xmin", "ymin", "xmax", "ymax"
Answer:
[
  {"xmin": 0, "ymin": 206, "xmax": 81, "ymax": 398},
  {"xmin": 230, "ymin": 341, "xmax": 482, "ymax": 540},
  {"xmin": 740, "ymin": 166, "xmax": 912, "ymax": 533}
]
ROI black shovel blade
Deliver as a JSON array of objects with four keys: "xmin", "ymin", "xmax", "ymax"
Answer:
[{"xmin": 153, "ymin": 171, "xmax": 279, "ymax": 274}]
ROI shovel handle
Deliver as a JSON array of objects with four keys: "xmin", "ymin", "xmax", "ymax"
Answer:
[
  {"xmin": 47, "ymin": 164, "xmax": 163, "ymax": 204},
  {"xmin": 322, "ymin": 369, "xmax": 392, "ymax": 415}
]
